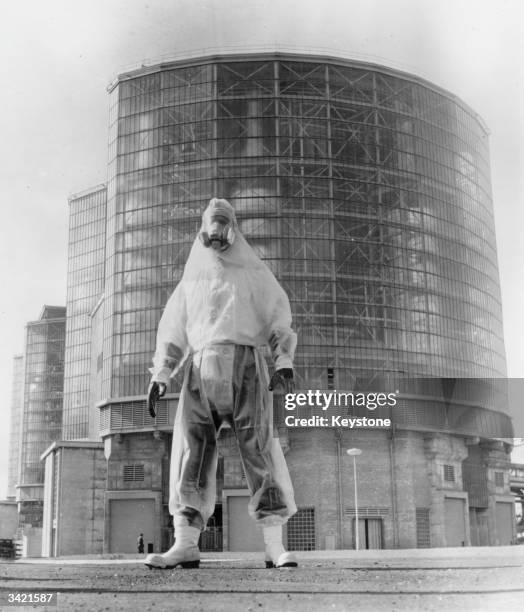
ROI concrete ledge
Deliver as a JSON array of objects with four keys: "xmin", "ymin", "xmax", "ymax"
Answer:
[{"xmin": 10, "ymin": 545, "xmax": 524, "ymax": 565}]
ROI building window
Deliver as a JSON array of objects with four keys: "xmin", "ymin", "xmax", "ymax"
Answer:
[
  {"xmin": 494, "ymin": 471, "xmax": 504, "ymax": 488},
  {"xmin": 443, "ymin": 464, "xmax": 455, "ymax": 482},
  {"xmin": 286, "ymin": 507, "xmax": 315, "ymax": 551},
  {"xmin": 123, "ymin": 464, "xmax": 144, "ymax": 482},
  {"xmin": 416, "ymin": 507, "xmax": 431, "ymax": 548},
  {"xmin": 327, "ymin": 367, "xmax": 334, "ymax": 389}
]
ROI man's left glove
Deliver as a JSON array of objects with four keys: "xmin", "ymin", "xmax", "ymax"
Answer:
[
  {"xmin": 268, "ymin": 368, "xmax": 295, "ymax": 394},
  {"xmin": 147, "ymin": 381, "xmax": 167, "ymax": 418}
]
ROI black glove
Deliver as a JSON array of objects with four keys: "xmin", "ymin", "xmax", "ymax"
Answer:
[
  {"xmin": 268, "ymin": 368, "xmax": 294, "ymax": 394},
  {"xmin": 147, "ymin": 381, "xmax": 166, "ymax": 418}
]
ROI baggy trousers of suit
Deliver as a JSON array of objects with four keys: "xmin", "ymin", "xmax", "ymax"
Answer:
[{"xmin": 169, "ymin": 343, "xmax": 297, "ymax": 531}]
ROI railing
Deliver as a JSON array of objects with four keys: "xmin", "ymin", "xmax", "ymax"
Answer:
[
  {"xmin": 0, "ymin": 539, "xmax": 16, "ymax": 559},
  {"xmin": 199, "ymin": 527, "xmax": 223, "ymax": 552}
]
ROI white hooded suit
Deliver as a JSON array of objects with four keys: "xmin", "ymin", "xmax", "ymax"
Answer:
[{"xmin": 151, "ymin": 199, "xmax": 297, "ymax": 531}]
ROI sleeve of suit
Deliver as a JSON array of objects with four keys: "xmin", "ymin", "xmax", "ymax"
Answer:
[
  {"xmin": 267, "ymin": 281, "xmax": 297, "ymax": 371},
  {"xmin": 150, "ymin": 283, "xmax": 188, "ymax": 384}
]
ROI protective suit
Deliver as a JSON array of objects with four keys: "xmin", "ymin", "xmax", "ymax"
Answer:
[{"xmin": 144, "ymin": 198, "xmax": 298, "ymax": 570}]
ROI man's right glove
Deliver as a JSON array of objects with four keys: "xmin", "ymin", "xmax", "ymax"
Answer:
[
  {"xmin": 147, "ymin": 381, "xmax": 167, "ymax": 418},
  {"xmin": 268, "ymin": 368, "xmax": 295, "ymax": 394}
]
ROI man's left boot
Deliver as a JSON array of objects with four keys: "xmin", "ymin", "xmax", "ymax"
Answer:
[
  {"xmin": 263, "ymin": 525, "xmax": 298, "ymax": 568},
  {"xmin": 144, "ymin": 525, "xmax": 201, "ymax": 569}
]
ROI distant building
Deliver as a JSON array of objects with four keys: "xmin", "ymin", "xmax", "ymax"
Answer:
[
  {"xmin": 41, "ymin": 186, "xmax": 107, "ymax": 556},
  {"xmin": 61, "ymin": 185, "xmax": 107, "ymax": 440},
  {"xmin": 16, "ymin": 305, "xmax": 66, "ymax": 552},
  {"xmin": 41, "ymin": 52, "xmax": 514, "ymax": 555},
  {"xmin": 7, "ymin": 354, "xmax": 24, "ymax": 499}
]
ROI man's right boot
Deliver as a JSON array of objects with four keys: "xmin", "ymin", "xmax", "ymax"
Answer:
[
  {"xmin": 144, "ymin": 525, "xmax": 201, "ymax": 570},
  {"xmin": 263, "ymin": 525, "xmax": 298, "ymax": 568}
]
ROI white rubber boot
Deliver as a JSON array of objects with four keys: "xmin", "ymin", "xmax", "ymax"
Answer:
[
  {"xmin": 144, "ymin": 525, "xmax": 201, "ymax": 569},
  {"xmin": 263, "ymin": 525, "xmax": 297, "ymax": 568}
]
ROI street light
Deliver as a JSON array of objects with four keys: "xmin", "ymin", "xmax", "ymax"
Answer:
[{"xmin": 347, "ymin": 448, "xmax": 362, "ymax": 550}]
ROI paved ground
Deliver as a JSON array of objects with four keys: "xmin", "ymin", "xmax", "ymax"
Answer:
[{"xmin": 1, "ymin": 547, "xmax": 523, "ymax": 611}]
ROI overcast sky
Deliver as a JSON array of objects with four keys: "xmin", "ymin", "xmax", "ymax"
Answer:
[{"xmin": 0, "ymin": 0, "xmax": 523, "ymax": 495}]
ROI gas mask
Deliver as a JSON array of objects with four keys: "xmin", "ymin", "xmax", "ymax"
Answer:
[{"xmin": 199, "ymin": 212, "xmax": 236, "ymax": 251}]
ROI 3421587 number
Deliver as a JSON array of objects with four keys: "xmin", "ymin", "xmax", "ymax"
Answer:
[{"xmin": 3, "ymin": 592, "xmax": 57, "ymax": 606}]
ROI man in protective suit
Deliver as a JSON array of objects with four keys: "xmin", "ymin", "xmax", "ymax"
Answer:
[{"xmin": 144, "ymin": 197, "xmax": 298, "ymax": 570}]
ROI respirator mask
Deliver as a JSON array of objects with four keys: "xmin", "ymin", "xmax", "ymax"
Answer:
[{"xmin": 199, "ymin": 207, "xmax": 236, "ymax": 251}]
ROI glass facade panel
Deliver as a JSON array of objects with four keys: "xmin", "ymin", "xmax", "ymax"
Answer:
[
  {"xmin": 96, "ymin": 55, "xmax": 506, "ymax": 429},
  {"xmin": 62, "ymin": 186, "xmax": 107, "ymax": 439},
  {"xmin": 7, "ymin": 354, "xmax": 24, "ymax": 497},
  {"xmin": 20, "ymin": 309, "xmax": 66, "ymax": 484}
]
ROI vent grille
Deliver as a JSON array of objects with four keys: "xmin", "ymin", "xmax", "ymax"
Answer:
[
  {"xmin": 123, "ymin": 464, "xmax": 144, "ymax": 482},
  {"xmin": 99, "ymin": 407, "xmax": 109, "ymax": 431},
  {"xmin": 345, "ymin": 507, "xmax": 390, "ymax": 517},
  {"xmin": 443, "ymin": 464, "xmax": 455, "ymax": 482},
  {"xmin": 494, "ymin": 471, "xmax": 504, "ymax": 488},
  {"xmin": 99, "ymin": 400, "xmax": 170, "ymax": 433}
]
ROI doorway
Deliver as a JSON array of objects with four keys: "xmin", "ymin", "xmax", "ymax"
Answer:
[
  {"xmin": 227, "ymin": 495, "xmax": 264, "ymax": 551},
  {"xmin": 444, "ymin": 497, "xmax": 466, "ymax": 546},
  {"xmin": 353, "ymin": 518, "xmax": 383, "ymax": 549},
  {"xmin": 108, "ymin": 498, "xmax": 155, "ymax": 553},
  {"xmin": 495, "ymin": 502, "xmax": 513, "ymax": 545}
]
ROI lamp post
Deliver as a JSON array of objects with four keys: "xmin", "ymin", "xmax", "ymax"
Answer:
[{"xmin": 347, "ymin": 448, "xmax": 362, "ymax": 550}]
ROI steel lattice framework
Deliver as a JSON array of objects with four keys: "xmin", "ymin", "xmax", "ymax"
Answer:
[{"xmin": 89, "ymin": 54, "xmax": 508, "ymax": 433}]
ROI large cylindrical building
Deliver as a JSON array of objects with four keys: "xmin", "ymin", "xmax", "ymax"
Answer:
[{"xmin": 58, "ymin": 53, "xmax": 514, "ymax": 553}]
